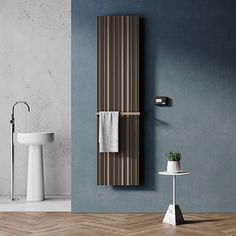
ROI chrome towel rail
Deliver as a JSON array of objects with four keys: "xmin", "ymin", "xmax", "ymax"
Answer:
[{"xmin": 96, "ymin": 112, "xmax": 140, "ymax": 116}]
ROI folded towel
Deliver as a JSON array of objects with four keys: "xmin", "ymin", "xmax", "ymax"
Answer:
[{"xmin": 99, "ymin": 111, "xmax": 119, "ymax": 153}]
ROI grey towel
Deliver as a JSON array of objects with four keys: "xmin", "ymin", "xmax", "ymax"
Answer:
[{"xmin": 99, "ymin": 111, "xmax": 119, "ymax": 153}]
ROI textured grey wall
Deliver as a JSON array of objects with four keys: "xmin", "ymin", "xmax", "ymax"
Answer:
[
  {"xmin": 72, "ymin": 0, "xmax": 236, "ymax": 212},
  {"xmin": 0, "ymin": 0, "xmax": 71, "ymax": 196}
]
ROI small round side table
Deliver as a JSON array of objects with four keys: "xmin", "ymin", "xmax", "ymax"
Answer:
[{"xmin": 158, "ymin": 171, "xmax": 190, "ymax": 225}]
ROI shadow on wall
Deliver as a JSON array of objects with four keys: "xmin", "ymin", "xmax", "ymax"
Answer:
[
  {"xmin": 114, "ymin": 17, "xmax": 157, "ymax": 191},
  {"xmin": 155, "ymin": 98, "xmax": 173, "ymax": 126}
]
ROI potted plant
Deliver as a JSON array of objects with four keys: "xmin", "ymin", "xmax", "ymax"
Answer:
[{"xmin": 166, "ymin": 151, "xmax": 182, "ymax": 172}]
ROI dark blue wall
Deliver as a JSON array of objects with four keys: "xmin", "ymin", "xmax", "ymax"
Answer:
[{"xmin": 72, "ymin": 0, "xmax": 236, "ymax": 212}]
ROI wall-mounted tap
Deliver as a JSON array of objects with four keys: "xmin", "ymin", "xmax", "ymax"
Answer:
[{"xmin": 10, "ymin": 101, "xmax": 30, "ymax": 201}]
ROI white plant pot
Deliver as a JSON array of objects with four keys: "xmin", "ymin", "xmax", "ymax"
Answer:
[{"xmin": 167, "ymin": 161, "xmax": 181, "ymax": 172}]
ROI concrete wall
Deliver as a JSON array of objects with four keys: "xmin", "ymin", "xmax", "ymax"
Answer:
[
  {"xmin": 0, "ymin": 0, "xmax": 71, "ymax": 196},
  {"xmin": 72, "ymin": 0, "xmax": 236, "ymax": 212}
]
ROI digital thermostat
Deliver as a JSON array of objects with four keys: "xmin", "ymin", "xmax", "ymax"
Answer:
[{"xmin": 155, "ymin": 96, "xmax": 168, "ymax": 106}]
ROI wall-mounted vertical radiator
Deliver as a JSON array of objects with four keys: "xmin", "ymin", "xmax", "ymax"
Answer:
[{"xmin": 97, "ymin": 16, "xmax": 140, "ymax": 186}]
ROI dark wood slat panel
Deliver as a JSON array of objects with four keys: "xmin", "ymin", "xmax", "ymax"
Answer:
[{"xmin": 97, "ymin": 16, "xmax": 139, "ymax": 186}]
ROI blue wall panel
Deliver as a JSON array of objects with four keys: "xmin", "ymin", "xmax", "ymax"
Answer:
[{"xmin": 72, "ymin": 0, "xmax": 236, "ymax": 212}]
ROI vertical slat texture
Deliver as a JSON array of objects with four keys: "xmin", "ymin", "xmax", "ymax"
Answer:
[{"xmin": 97, "ymin": 16, "xmax": 139, "ymax": 186}]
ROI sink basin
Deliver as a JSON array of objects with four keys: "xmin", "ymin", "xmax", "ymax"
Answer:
[
  {"xmin": 16, "ymin": 131, "xmax": 54, "ymax": 201},
  {"xmin": 17, "ymin": 132, "xmax": 54, "ymax": 145}
]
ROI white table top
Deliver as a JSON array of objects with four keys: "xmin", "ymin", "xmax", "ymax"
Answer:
[{"xmin": 158, "ymin": 171, "xmax": 190, "ymax": 176}]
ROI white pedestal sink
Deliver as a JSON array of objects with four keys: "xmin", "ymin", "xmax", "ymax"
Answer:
[{"xmin": 17, "ymin": 132, "xmax": 54, "ymax": 201}]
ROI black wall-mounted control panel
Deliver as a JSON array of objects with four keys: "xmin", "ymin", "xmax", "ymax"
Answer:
[{"xmin": 155, "ymin": 96, "xmax": 168, "ymax": 106}]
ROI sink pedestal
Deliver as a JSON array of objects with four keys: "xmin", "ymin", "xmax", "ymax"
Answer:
[
  {"xmin": 27, "ymin": 145, "xmax": 45, "ymax": 201},
  {"xmin": 17, "ymin": 132, "xmax": 54, "ymax": 202}
]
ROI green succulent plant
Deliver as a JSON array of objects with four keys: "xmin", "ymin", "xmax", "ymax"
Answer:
[{"xmin": 166, "ymin": 151, "xmax": 181, "ymax": 161}]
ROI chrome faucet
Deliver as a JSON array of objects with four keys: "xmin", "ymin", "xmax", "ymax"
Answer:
[{"xmin": 10, "ymin": 101, "xmax": 30, "ymax": 200}]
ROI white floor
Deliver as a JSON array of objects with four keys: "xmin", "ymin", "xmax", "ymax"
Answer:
[{"xmin": 0, "ymin": 196, "xmax": 71, "ymax": 212}]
